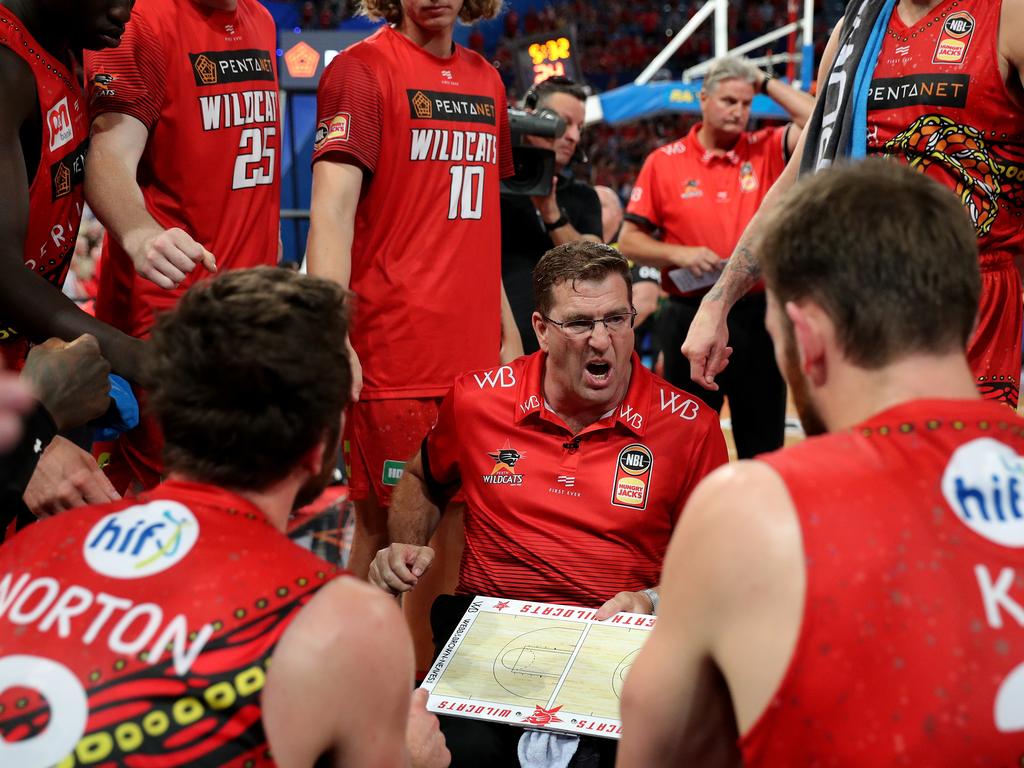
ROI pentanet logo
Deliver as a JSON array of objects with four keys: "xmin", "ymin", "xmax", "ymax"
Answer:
[
  {"xmin": 83, "ymin": 501, "xmax": 200, "ymax": 579},
  {"xmin": 942, "ymin": 438, "xmax": 1024, "ymax": 548}
]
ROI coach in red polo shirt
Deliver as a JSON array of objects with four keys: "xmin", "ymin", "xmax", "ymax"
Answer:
[
  {"xmin": 620, "ymin": 56, "xmax": 813, "ymax": 459},
  {"xmin": 370, "ymin": 242, "xmax": 727, "ymax": 767}
]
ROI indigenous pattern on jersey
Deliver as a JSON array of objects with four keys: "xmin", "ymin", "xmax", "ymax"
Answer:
[
  {"xmin": 313, "ymin": 26, "xmax": 513, "ymax": 399},
  {"xmin": 84, "ymin": 0, "xmax": 280, "ymax": 338},
  {"xmin": 744, "ymin": 399, "xmax": 1024, "ymax": 765},
  {"xmin": 0, "ymin": 10, "xmax": 89, "ymax": 368},
  {"xmin": 424, "ymin": 352, "xmax": 728, "ymax": 606},
  {"xmin": 625, "ymin": 124, "xmax": 786, "ymax": 297},
  {"xmin": 0, "ymin": 481, "xmax": 337, "ymax": 767},
  {"xmin": 869, "ymin": 0, "xmax": 1024, "ymax": 406}
]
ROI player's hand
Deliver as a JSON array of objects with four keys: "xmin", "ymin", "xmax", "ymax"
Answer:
[
  {"xmin": 129, "ymin": 227, "xmax": 217, "ymax": 289},
  {"xmin": 23, "ymin": 436, "xmax": 121, "ymax": 518},
  {"xmin": 345, "ymin": 335, "xmax": 363, "ymax": 402},
  {"xmin": 681, "ymin": 301, "xmax": 733, "ymax": 391},
  {"xmin": 21, "ymin": 335, "xmax": 111, "ymax": 431},
  {"xmin": 368, "ymin": 543, "xmax": 435, "ymax": 595},
  {"xmin": 406, "ymin": 688, "xmax": 450, "ymax": 768},
  {"xmin": 0, "ymin": 370, "xmax": 35, "ymax": 453},
  {"xmin": 673, "ymin": 246, "xmax": 721, "ymax": 278},
  {"xmin": 595, "ymin": 590, "xmax": 656, "ymax": 621}
]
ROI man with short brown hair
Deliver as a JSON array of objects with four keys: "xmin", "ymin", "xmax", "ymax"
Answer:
[{"xmin": 372, "ymin": 241, "xmax": 727, "ymax": 767}]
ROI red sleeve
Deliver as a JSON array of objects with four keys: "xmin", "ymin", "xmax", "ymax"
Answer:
[
  {"xmin": 83, "ymin": 11, "xmax": 166, "ymax": 130},
  {"xmin": 672, "ymin": 416, "xmax": 729, "ymax": 525},
  {"xmin": 624, "ymin": 151, "xmax": 662, "ymax": 229},
  {"xmin": 497, "ymin": 86, "xmax": 514, "ymax": 179},
  {"xmin": 312, "ymin": 53, "xmax": 383, "ymax": 172},
  {"xmin": 424, "ymin": 384, "xmax": 461, "ymax": 486}
]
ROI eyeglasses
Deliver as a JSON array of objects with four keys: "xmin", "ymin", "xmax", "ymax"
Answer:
[{"xmin": 542, "ymin": 310, "xmax": 638, "ymax": 337}]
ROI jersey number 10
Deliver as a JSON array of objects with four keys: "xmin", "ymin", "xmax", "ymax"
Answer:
[
  {"xmin": 448, "ymin": 165, "xmax": 485, "ymax": 220},
  {"xmin": 232, "ymin": 127, "xmax": 277, "ymax": 190}
]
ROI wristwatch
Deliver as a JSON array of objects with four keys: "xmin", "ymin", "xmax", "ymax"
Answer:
[
  {"xmin": 759, "ymin": 71, "xmax": 774, "ymax": 94},
  {"xmin": 544, "ymin": 208, "xmax": 570, "ymax": 232},
  {"xmin": 641, "ymin": 588, "xmax": 659, "ymax": 615}
]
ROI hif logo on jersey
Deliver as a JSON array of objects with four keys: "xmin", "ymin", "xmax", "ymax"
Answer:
[
  {"xmin": 942, "ymin": 438, "xmax": 1024, "ymax": 547},
  {"xmin": 83, "ymin": 501, "xmax": 200, "ymax": 579}
]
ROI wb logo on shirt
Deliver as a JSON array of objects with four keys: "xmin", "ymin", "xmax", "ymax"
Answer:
[{"xmin": 83, "ymin": 501, "xmax": 200, "ymax": 579}]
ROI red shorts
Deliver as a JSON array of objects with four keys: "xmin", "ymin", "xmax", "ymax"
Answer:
[
  {"xmin": 969, "ymin": 256, "xmax": 1022, "ymax": 408},
  {"xmin": 94, "ymin": 387, "xmax": 163, "ymax": 495},
  {"xmin": 344, "ymin": 397, "xmax": 441, "ymax": 507}
]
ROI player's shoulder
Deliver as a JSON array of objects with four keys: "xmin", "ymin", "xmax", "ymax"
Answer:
[
  {"xmin": 652, "ymin": 136, "xmax": 688, "ymax": 161},
  {"xmin": 745, "ymin": 124, "xmax": 783, "ymax": 147},
  {"xmin": 456, "ymin": 44, "xmax": 502, "ymax": 80},
  {"xmin": 0, "ymin": 45, "xmax": 35, "ymax": 120}
]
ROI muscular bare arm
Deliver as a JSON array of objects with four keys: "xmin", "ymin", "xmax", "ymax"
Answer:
[
  {"xmin": 682, "ymin": 19, "xmax": 845, "ymax": 389},
  {"xmin": 617, "ymin": 462, "xmax": 804, "ymax": 767},
  {"xmin": 0, "ymin": 49, "xmax": 144, "ymax": 381},
  {"xmin": 757, "ymin": 71, "xmax": 817, "ymax": 155},
  {"xmin": 264, "ymin": 577, "xmax": 448, "ymax": 768},
  {"xmin": 86, "ymin": 112, "xmax": 216, "ymax": 290},
  {"xmin": 306, "ymin": 159, "xmax": 363, "ymax": 399}
]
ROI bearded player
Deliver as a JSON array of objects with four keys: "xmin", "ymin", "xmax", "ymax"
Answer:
[
  {"xmin": 683, "ymin": 0, "xmax": 1024, "ymax": 409},
  {"xmin": 0, "ymin": 268, "xmax": 449, "ymax": 768},
  {"xmin": 620, "ymin": 161, "xmax": 1024, "ymax": 766},
  {"xmin": 83, "ymin": 0, "xmax": 281, "ymax": 493}
]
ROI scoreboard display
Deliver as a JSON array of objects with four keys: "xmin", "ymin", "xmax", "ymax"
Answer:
[{"xmin": 514, "ymin": 29, "xmax": 582, "ymax": 90}]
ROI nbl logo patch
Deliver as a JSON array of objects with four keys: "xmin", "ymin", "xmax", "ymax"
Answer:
[
  {"xmin": 933, "ymin": 11, "xmax": 975, "ymax": 65},
  {"xmin": 314, "ymin": 114, "xmax": 351, "ymax": 149},
  {"xmin": 610, "ymin": 444, "xmax": 653, "ymax": 509}
]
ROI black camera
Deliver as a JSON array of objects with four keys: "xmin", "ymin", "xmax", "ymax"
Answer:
[{"xmin": 501, "ymin": 107, "xmax": 566, "ymax": 196}]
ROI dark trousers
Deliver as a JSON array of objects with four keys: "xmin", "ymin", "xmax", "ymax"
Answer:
[
  {"xmin": 431, "ymin": 596, "xmax": 618, "ymax": 768},
  {"xmin": 657, "ymin": 292, "xmax": 787, "ymax": 459}
]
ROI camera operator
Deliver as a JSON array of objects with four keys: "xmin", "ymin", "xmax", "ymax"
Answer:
[{"xmin": 501, "ymin": 76, "xmax": 602, "ymax": 354}]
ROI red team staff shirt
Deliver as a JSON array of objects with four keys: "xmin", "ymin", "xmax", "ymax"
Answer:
[
  {"xmin": 0, "ymin": 481, "xmax": 338, "ymax": 767},
  {"xmin": 424, "ymin": 352, "xmax": 728, "ymax": 606},
  {"xmin": 313, "ymin": 26, "xmax": 514, "ymax": 400},
  {"xmin": 0, "ymin": 10, "xmax": 90, "ymax": 368},
  {"xmin": 624, "ymin": 124, "xmax": 786, "ymax": 297},
  {"xmin": 744, "ymin": 400, "xmax": 1024, "ymax": 765},
  {"xmin": 84, "ymin": 0, "xmax": 280, "ymax": 338}
]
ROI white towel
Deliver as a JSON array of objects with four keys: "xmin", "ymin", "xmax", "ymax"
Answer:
[{"xmin": 518, "ymin": 730, "xmax": 580, "ymax": 768}]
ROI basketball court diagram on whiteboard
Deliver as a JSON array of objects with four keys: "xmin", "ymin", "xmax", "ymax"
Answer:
[{"xmin": 420, "ymin": 596, "xmax": 655, "ymax": 739}]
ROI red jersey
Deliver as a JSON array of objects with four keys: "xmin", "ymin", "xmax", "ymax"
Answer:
[
  {"xmin": 0, "ymin": 10, "xmax": 89, "ymax": 368},
  {"xmin": 425, "ymin": 352, "xmax": 728, "ymax": 606},
  {"xmin": 313, "ymin": 26, "xmax": 513, "ymax": 399},
  {"xmin": 84, "ymin": 0, "xmax": 280, "ymax": 338},
  {"xmin": 743, "ymin": 399, "xmax": 1024, "ymax": 765},
  {"xmin": 0, "ymin": 480, "xmax": 337, "ymax": 767},
  {"xmin": 868, "ymin": 0, "xmax": 1024, "ymax": 265},
  {"xmin": 625, "ymin": 124, "xmax": 786, "ymax": 296}
]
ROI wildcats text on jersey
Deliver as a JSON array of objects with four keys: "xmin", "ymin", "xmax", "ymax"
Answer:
[
  {"xmin": 409, "ymin": 129, "xmax": 498, "ymax": 164},
  {"xmin": 199, "ymin": 89, "xmax": 278, "ymax": 131},
  {"xmin": 189, "ymin": 48, "xmax": 274, "ymax": 87},
  {"xmin": 407, "ymin": 89, "xmax": 497, "ymax": 125}
]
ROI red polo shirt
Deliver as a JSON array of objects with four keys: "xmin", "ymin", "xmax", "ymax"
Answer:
[
  {"xmin": 625, "ymin": 124, "xmax": 786, "ymax": 296},
  {"xmin": 424, "ymin": 351, "xmax": 728, "ymax": 607}
]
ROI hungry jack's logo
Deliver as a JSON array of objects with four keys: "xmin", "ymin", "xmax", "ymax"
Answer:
[
  {"xmin": 932, "ymin": 11, "xmax": 975, "ymax": 65},
  {"xmin": 482, "ymin": 443, "xmax": 525, "ymax": 486},
  {"xmin": 611, "ymin": 443, "xmax": 653, "ymax": 509}
]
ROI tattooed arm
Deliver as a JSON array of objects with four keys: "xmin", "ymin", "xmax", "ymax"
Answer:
[{"xmin": 681, "ymin": 19, "xmax": 846, "ymax": 389}]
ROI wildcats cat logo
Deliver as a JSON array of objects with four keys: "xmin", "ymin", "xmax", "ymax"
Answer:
[{"xmin": 482, "ymin": 443, "xmax": 525, "ymax": 486}]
